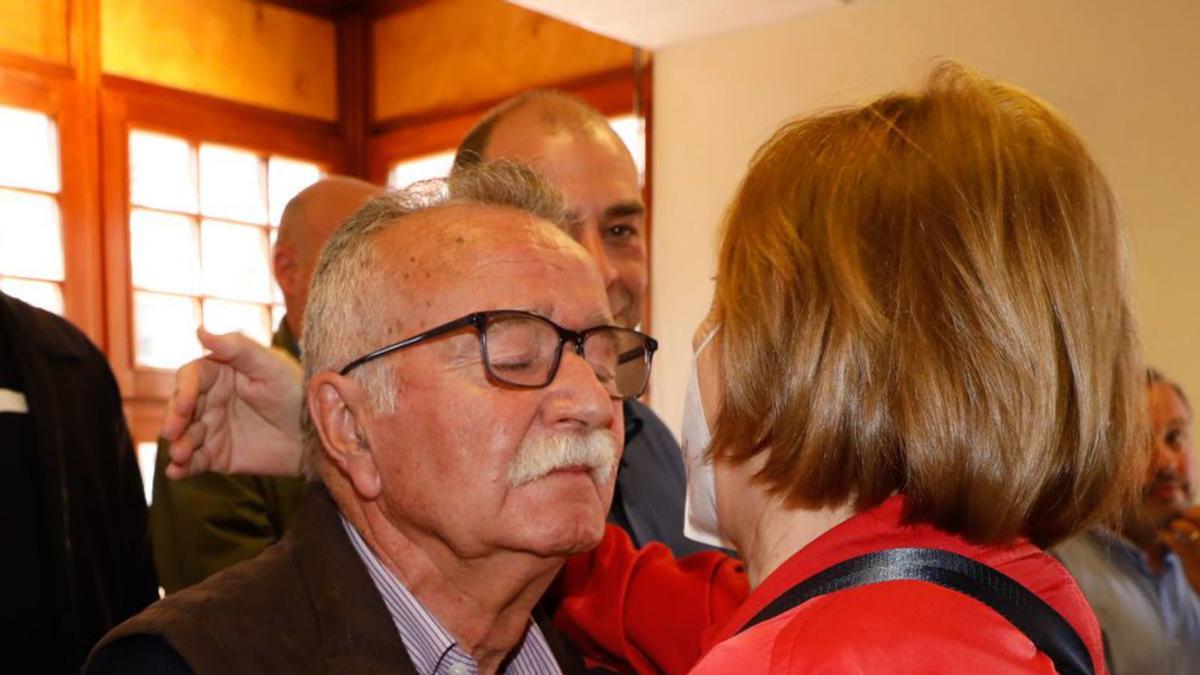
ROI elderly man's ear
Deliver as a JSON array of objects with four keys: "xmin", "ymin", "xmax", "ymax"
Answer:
[
  {"xmin": 272, "ymin": 244, "xmax": 300, "ymax": 299},
  {"xmin": 308, "ymin": 372, "xmax": 383, "ymax": 500}
]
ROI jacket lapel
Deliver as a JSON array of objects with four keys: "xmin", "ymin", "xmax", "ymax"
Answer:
[{"xmin": 292, "ymin": 484, "xmax": 419, "ymax": 674}]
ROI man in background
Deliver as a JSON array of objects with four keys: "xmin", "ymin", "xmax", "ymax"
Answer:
[
  {"xmin": 151, "ymin": 175, "xmax": 378, "ymax": 593},
  {"xmin": 1055, "ymin": 369, "xmax": 1200, "ymax": 674},
  {"xmin": 1, "ymin": 291, "xmax": 158, "ymax": 672}
]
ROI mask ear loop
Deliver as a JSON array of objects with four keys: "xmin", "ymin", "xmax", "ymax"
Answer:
[{"xmin": 694, "ymin": 326, "xmax": 719, "ymax": 362}]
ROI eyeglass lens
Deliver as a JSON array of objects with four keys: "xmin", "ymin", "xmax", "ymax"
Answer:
[{"xmin": 482, "ymin": 314, "xmax": 649, "ymax": 398}]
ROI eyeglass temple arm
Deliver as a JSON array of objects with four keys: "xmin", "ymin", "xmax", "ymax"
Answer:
[{"xmin": 338, "ymin": 314, "xmax": 482, "ymax": 375}]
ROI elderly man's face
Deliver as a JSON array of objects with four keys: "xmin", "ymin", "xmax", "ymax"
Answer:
[
  {"xmin": 363, "ymin": 207, "xmax": 623, "ymax": 559},
  {"xmin": 484, "ymin": 120, "xmax": 647, "ymax": 328},
  {"xmin": 1142, "ymin": 381, "xmax": 1195, "ymax": 528}
]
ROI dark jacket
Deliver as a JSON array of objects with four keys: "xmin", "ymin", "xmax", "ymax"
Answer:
[
  {"xmin": 0, "ymin": 293, "xmax": 157, "ymax": 673},
  {"xmin": 88, "ymin": 484, "xmax": 589, "ymax": 674},
  {"xmin": 614, "ymin": 399, "xmax": 718, "ymax": 557}
]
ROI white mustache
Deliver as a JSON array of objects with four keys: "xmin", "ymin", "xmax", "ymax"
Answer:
[{"xmin": 508, "ymin": 431, "xmax": 619, "ymax": 488}]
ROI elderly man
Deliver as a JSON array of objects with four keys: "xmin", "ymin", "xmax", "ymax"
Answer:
[
  {"xmin": 159, "ymin": 91, "xmax": 708, "ymax": 557},
  {"xmin": 1054, "ymin": 369, "xmax": 1200, "ymax": 674},
  {"xmin": 88, "ymin": 164, "xmax": 651, "ymax": 673},
  {"xmin": 151, "ymin": 176, "xmax": 379, "ymax": 593}
]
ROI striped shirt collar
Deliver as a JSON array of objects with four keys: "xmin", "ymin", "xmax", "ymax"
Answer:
[{"xmin": 340, "ymin": 515, "xmax": 563, "ymax": 675}]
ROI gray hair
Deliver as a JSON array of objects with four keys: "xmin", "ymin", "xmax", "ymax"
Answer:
[{"xmin": 299, "ymin": 161, "xmax": 570, "ymax": 478}]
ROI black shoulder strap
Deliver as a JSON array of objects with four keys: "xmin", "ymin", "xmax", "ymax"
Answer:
[{"xmin": 739, "ymin": 547, "xmax": 1094, "ymax": 675}]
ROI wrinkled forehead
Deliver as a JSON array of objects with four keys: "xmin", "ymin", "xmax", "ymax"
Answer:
[{"xmin": 374, "ymin": 204, "xmax": 608, "ymax": 323}]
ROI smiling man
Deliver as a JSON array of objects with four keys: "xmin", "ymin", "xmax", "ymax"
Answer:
[
  {"xmin": 88, "ymin": 164, "xmax": 656, "ymax": 674},
  {"xmin": 1054, "ymin": 369, "xmax": 1200, "ymax": 675}
]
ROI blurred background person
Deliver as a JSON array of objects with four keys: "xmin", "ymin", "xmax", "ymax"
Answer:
[
  {"xmin": 150, "ymin": 176, "xmax": 378, "ymax": 593},
  {"xmin": 0, "ymin": 291, "xmax": 157, "ymax": 673},
  {"xmin": 1055, "ymin": 369, "xmax": 1200, "ymax": 674}
]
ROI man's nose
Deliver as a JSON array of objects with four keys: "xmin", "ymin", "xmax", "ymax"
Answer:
[{"xmin": 542, "ymin": 349, "xmax": 615, "ymax": 433}]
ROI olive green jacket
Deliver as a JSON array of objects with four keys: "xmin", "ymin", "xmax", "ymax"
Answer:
[{"xmin": 150, "ymin": 319, "xmax": 308, "ymax": 593}]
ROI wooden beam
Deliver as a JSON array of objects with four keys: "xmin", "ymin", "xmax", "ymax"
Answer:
[
  {"xmin": 371, "ymin": 66, "xmax": 636, "ymax": 137},
  {"xmin": 61, "ymin": 0, "xmax": 106, "ymax": 349},
  {"xmin": 0, "ymin": 48, "xmax": 74, "ymax": 81},
  {"xmin": 102, "ymin": 75, "xmax": 343, "ymax": 159},
  {"xmin": 337, "ymin": 7, "xmax": 369, "ymax": 177},
  {"xmin": 257, "ymin": 0, "xmax": 362, "ymax": 19}
]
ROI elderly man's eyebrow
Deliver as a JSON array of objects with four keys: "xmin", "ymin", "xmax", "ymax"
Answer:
[{"xmin": 603, "ymin": 201, "xmax": 645, "ymax": 221}]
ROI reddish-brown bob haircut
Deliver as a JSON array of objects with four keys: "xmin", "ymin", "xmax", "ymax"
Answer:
[{"xmin": 712, "ymin": 63, "xmax": 1145, "ymax": 548}]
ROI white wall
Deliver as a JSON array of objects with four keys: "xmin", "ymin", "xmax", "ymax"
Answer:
[{"xmin": 649, "ymin": 0, "xmax": 1200, "ymax": 444}]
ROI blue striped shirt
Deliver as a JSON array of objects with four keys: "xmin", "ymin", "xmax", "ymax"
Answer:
[{"xmin": 340, "ymin": 516, "xmax": 563, "ymax": 675}]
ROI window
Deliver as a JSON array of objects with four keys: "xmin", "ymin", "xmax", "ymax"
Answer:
[
  {"xmin": 387, "ymin": 150, "xmax": 456, "ymax": 188},
  {"xmin": 127, "ymin": 130, "xmax": 322, "ymax": 369},
  {"xmin": 607, "ymin": 114, "xmax": 646, "ymax": 183},
  {"xmin": 0, "ymin": 105, "xmax": 65, "ymax": 314}
]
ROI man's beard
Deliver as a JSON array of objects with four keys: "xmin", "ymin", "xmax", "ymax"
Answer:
[{"xmin": 508, "ymin": 430, "xmax": 619, "ymax": 488}]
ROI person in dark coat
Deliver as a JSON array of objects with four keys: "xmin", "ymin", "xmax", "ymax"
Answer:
[{"xmin": 0, "ymin": 291, "xmax": 158, "ymax": 673}]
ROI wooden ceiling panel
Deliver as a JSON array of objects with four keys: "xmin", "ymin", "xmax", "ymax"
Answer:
[
  {"xmin": 0, "ymin": 0, "xmax": 69, "ymax": 65},
  {"xmin": 372, "ymin": 0, "xmax": 635, "ymax": 123},
  {"xmin": 102, "ymin": 0, "xmax": 339, "ymax": 121}
]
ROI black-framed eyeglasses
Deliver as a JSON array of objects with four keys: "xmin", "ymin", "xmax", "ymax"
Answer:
[{"xmin": 338, "ymin": 310, "xmax": 658, "ymax": 401}]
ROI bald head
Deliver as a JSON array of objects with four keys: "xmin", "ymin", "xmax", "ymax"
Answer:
[
  {"xmin": 452, "ymin": 91, "xmax": 648, "ymax": 328},
  {"xmin": 454, "ymin": 90, "xmax": 622, "ymax": 169},
  {"xmin": 275, "ymin": 175, "xmax": 379, "ymax": 338}
]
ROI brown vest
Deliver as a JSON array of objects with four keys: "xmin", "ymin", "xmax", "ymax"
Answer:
[{"xmin": 90, "ymin": 484, "xmax": 588, "ymax": 674}]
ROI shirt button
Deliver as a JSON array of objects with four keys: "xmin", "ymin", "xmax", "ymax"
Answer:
[{"xmin": 447, "ymin": 664, "xmax": 470, "ymax": 675}]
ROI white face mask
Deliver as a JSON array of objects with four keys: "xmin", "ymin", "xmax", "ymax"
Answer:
[{"xmin": 680, "ymin": 328, "xmax": 732, "ymax": 549}]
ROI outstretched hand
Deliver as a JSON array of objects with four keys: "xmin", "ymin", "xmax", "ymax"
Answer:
[{"xmin": 160, "ymin": 328, "xmax": 306, "ymax": 479}]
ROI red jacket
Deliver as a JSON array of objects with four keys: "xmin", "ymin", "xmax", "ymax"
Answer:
[{"xmin": 553, "ymin": 495, "xmax": 1106, "ymax": 675}]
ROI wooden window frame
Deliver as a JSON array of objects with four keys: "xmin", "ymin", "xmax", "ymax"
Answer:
[
  {"xmin": 99, "ymin": 76, "xmax": 346, "ymax": 441},
  {"xmin": 0, "ymin": 60, "xmax": 106, "ymax": 344}
]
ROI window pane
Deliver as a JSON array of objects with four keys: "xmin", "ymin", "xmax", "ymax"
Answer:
[
  {"xmin": 200, "ymin": 219, "xmax": 271, "ymax": 302},
  {"xmin": 134, "ymin": 291, "xmax": 202, "ymax": 369},
  {"xmin": 199, "ymin": 144, "xmax": 267, "ymax": 223},
  {"xmin": 271, "ymin": 305, "xmax": 286, "ymax": 336},
  {"xmin": 268, "ymin": 156, "xmax": 322, "ymax": 226},
  {"xmin": 0, "ymin": 277, "xmax": 63, "ymax": 315},
  {"xmin": 0, "ymin": 189, "xmax": 64, "ymax": 281},
  {"xmin": 387, "ymin": 151, "xmax": 455, "ymax": 188},
  {"xmin": 135, "ymin": 441, "xmax": 157, "ymax": 505},
  {"xmin": 130, "ymin": 130, "xmax": 197, "ymax": 213},
  {"xmin": 0, "ymin": 106, "xmax": 59, "ymax": 192},
  {"xmin": 130, "ymin": 209, "xmax": 201, "ymax": 294},
  {"xmin": 203, "ymin": 299, "xmax": 271, "ymax": 346},
  {"xmin": 608, "ymin": 115, "xmax": 646, "ymax": 183}
]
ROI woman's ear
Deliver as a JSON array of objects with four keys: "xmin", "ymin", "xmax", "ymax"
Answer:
[{"xmin": 307, "ymin": 371, "xmax": 383, "ymax": 499}]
